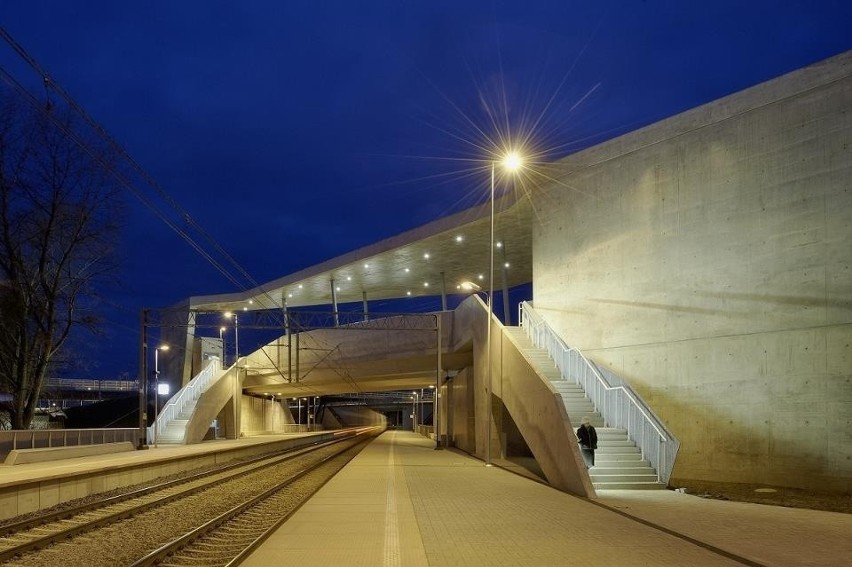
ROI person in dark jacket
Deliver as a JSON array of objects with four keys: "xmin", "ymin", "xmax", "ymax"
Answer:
[{"xmin": 576, "ymin": 416, "xmax": 598, "ymax": 468}]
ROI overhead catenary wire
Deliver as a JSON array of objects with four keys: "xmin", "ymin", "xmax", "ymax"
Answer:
[
  {"xmin": 0, "ymin": 27, "xmax": 395, "ymax": 385},
  {"xmin": 0, "ymin": 26, "xmax": 266, "ymax": 299}
]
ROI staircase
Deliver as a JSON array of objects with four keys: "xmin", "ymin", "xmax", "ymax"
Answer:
[
  {"xmin": 505, "ymin": 327, "xmax": 663, "ymax": 490},
  {"xmin": 148, "ymin": 358, "xmax": 226, "ymax": 445}
]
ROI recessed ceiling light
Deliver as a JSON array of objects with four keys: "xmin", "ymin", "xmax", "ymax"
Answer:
[
  {"xmin": 496, "ymin": 241, "xmax": 503, "ymax": 248},
  {"xmin": 504, "ymin": 262, "xmax": 510, "ymax": 268},
  {"xmin": 242, "ymin": 307, "xmax": 248, "ymax": 311},
  {"xmin": 248, "ymin": 299, "xmax": 254, "ymax": 304},
  {"xmin": 478, "ymin": 274, "xmax": 484, "ymax": 280},
  {"xmin": 404, "ymin": 267, "xmax": 410, "ymax": 273},
  {"xmin": 364, "ymin": 263, "xmax": 369, "ymax": 269},
  {"xmin": 298, "ymin": 284, "xmax": 303, "ymax": 289},
  {"xmin": 423, "ymin": 282, "xmax": 429, "ymax": 287},
  {"xmin": 336, "ymin": 286, "xmax": 341, "ymax": 291},
  {"xmin": 406, "ymin": 291, "xmax": 412, "ymax": 296},
  {"xmin": 288, "ymin": 293, "xmax": 293, "ymax": 298},
  {"xmin": 455, "ymin": 235, "xmax": 463, "ymax": 243},
  {"xmin": 346, "ymin": 276, "xmax": 352, "ymax": 281},
  {"xmin": 423, "ymin": 253, "xmax": 430, "ymax": 260}
]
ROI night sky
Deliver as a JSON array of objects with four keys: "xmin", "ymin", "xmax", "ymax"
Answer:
[{"xmin": 3, "ymin": 1, "xmax": 850, "ymax": 378}]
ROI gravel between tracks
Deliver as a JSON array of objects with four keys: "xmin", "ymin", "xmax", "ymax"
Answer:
[{"xmin": 5, "ymin": 438, "xmax": 366, "ymax": 567}]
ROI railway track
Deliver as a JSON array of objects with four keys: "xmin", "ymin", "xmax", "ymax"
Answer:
[{"xmin": 0, "ymin": 427, "xmax": 379, "ymax": 566}]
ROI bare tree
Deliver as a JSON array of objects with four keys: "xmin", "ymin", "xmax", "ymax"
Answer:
[{"xmin": 0, "ymin": 93, "xmax": 123, "ymax": 429}]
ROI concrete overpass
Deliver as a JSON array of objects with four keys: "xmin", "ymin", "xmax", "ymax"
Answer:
[{"xmin": 170, "ymin": 50, "xmax": 852, "ymax": 496}]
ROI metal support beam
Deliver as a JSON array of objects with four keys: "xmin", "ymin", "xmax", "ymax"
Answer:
[{"xmin": 330, "ymin": 279, "xmax": 339, "ymax": 327}]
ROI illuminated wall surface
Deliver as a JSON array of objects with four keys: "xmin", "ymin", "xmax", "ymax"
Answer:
[{"xmin": 532, "ymin": 51, "xmax": 852, "ymax": 491}]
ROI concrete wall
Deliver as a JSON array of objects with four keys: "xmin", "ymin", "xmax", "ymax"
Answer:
[
  {"xmin": 532, "ymin": 51, "xmax": 852, "ymax": 491},
  {"xmin": 241, "ymin": 396, "xmax": 295, "ymax": 435}
]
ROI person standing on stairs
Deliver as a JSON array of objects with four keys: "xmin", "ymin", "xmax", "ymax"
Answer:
[{"xmin": 577, "ymin": 416, "xmax": 598, "ymax": 469}]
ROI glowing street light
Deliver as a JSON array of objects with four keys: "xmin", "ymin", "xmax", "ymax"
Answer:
[
  {"xmin": 153, "ymin": 344, "xmax": 169, "ymax": 447},
  {"xmin": 224, "ymin": 311, "xmax": 240, "ymax": 438},
  {"xmin": 486, "ymin": 151, "xmax": 523, "ymax": 467}
]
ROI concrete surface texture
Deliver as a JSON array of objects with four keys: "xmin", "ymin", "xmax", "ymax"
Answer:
[
  {"xmin": 532, "ymin": 51, "xmax": 852, "ymax": 491},
  {"xmin": 242, "ymin": 431, "xmax": 852, "ymax": 567}
]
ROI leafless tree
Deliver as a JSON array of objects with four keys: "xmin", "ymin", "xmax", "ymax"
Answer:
[{"xmin": 0, "ymin": 92, "xmax": 123, "ymax": 429}]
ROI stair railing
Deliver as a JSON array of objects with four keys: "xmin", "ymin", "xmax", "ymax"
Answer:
[
  {"xmin": 147, "ymin": 357, "xmax": 222, "ymax": 444},
  {"xmin": 518, "ymin": 302, "xmax": 679, "ymax": 485}
]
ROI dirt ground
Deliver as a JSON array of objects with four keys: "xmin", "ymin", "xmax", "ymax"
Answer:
[{"xmin": 673, "ymin": 480, "xmax": 852, "ymax": 514}]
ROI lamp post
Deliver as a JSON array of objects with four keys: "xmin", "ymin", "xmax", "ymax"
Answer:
[
  {"xmin": 486, "ymin": 153, "xmax": 522, "ymax": 467},
  {"xmin": 411, "ymin": 391, "xmax": 418, "ymax": 433},
  {"xmin": 224, "ymin": 312, "xmax": 240, "ymax": 438},
  {"xmin": 153, "ymin": 344, "xmax": 169, "ymax": 447},
  {"xmin": 219, "ymin": 326, "xmax": 226, "ymax": 365}
]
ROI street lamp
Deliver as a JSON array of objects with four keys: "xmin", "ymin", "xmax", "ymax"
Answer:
[
  {"xmin": 153, "ymin": 344, "xmax": 169, "ymax": 447},
  {"xmin": 411, "ymin": 391, "xmax": 419, "ymax": 433},
  {"xmin": 219, "ymin": 326, "xmax": 226, "ymax": 365},
  {"xmin": 224, "ymin": 312, "xmax": 240, "ymax": 438},
  {"xmin": 486, "ymin": 152, "xmax": 523, "ymax": 467}
]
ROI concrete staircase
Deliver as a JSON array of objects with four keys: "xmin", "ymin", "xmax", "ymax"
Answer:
[
  {"xmin": 154, "ymin": 416, "xmax": 190, "ymax": 444},
  {"xmin": 505, "ymin": 327, "xmax": 663, "ymax": 490}
]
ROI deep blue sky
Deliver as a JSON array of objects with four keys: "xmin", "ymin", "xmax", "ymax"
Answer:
[{"xmin": 3, "ymin": 1, "xmax": 851, "ymax": 378}]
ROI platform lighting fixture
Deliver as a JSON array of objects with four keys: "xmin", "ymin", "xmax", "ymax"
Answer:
[
  {"xmin": 406, "ymin": 291, "xmax": 412, "ymax": 296},
  {"xmin": 423, "ymin": 253, "xmax": 430, "ymax": 259},
  {"xmin": 404, "ymin": 267, "xmax": 410, "ymax": 273},
  {"xmin": 456, "ymin": 235, "xmax": 463, "ymax": 243},
  {"xmin": 486, "ymin": 150, "xmax": 524, "ymax": 467},
  {"xmin": 298, "ymin": 284, "xmax": 303, "ymax": 289},
  {"xmin": 224, "ymin": 311, "xmax": 240, "ymax": 438},
  {"xmin": 153, "ymin": 344, "xmax": 170, "ymax": 447}
]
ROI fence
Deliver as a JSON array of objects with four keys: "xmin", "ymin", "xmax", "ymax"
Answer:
[{"xmin": 0, "ymin": 428, "xmax": 138, "ymax": 459}]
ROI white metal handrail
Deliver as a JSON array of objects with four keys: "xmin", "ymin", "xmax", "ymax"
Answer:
[
  {"xmin": 148, "ymin": 357, "xmax": 223, "ymax": 444},
  {"xmin": 518, "ymin": 301, "xmax": 679, "ymax": 484}
]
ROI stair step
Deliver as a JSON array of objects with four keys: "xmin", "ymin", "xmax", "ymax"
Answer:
[
  {"xmin": 591, "ymin": 473, "xmax": 660, "ymax": 483},
  {"xmin": 595, "ymin": 446, "xmax": 640, "ymax": 454},
  {"xmin": 597, "ymin": 440, "xmax": 637, "ymax": 447},
  {"xmin": 589, "ymin": 466, "xmax": 657, "ymax": 478},
  {"xmin": 595, "ymin": 454, "xmax": 647, "ymax": 463},
  {"xmin": 594, "ymin": 482, "xmax": 666, "ymax": 490}
]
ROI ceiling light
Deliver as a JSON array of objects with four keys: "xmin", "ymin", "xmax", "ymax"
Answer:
[
  {"xmin": 298, "ymin": 284, "xmax": 303, "ymax": 289},
  {"xmin": 496, "ymin": 241, "xmax": 503, "ymax": 248},
  {"xmin": 404, "ymin": 267, "xmax": 410, "ymax": 273},
  {"xmin": 423, "ymin": 282, "xmax": 429, "ymax": 287},
  {"xmin": 287, "ymin": 293, "xmax": 293, "ymax": 298},
  {"xmin": 364, "ymin": 263, "xmax": 369, "ymax": 269},
  {"xmin": 504, "ymin": 262, "xmax": 510, "ymax": 268},
  {"xmin": 478, "ymin": 274, "xmax": 484, "ymax": 280},
  {"xmin": 455, "ymin": 235, "xmax": 463, "ymax": 243},
  {"xmin": 423, "ymin": 253, "xmax": 430, "ymax": 260},
  {"xmin": 336, "ymin": 286, "xmax": 341, "ymax": 291},
  {"xmin": 406, "ymin": 291, "xmax": 412, "ymax": 296}
]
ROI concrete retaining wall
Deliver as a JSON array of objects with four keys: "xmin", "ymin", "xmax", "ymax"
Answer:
[{"xmin": 532, "ymin": 51, "xmax": 852, "ymax": 491}]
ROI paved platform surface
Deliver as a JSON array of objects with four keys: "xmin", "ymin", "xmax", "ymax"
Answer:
[{"xmin": 244, "ymin": 430, "xmax": 851, "ymax": 567}]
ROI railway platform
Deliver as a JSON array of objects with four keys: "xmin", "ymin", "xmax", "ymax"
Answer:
[
  {"xmin": 243, "ymin": 430, "xmax": 851, "ymax": 567},
  {"xmin": 1, "ymin": 430, "xmax": 849, "ymax": 566}
]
